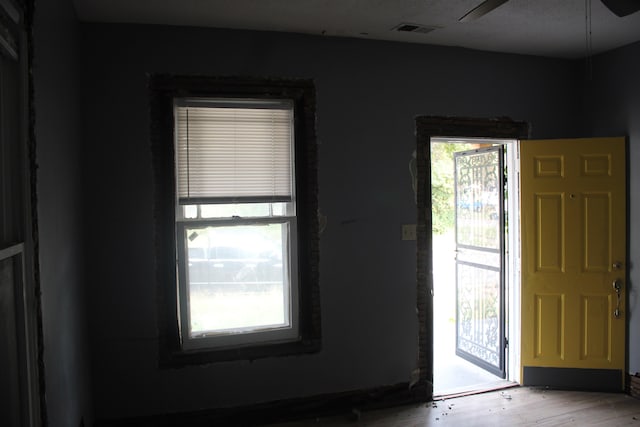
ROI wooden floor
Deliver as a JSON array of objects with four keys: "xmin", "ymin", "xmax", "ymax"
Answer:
[{"xmin": 269, "ymin": 387, "xmax": 640, "ymax": 426}]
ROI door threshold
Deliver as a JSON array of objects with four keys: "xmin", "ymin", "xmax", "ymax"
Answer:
[{"xmin": 434, "ymin": 380, "xmax": 518, "ymax": 400}]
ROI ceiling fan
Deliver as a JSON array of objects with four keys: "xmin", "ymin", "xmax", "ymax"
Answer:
[{"xmin": 459, "ymin": 0, "xmax": 640, "ymax": 22}]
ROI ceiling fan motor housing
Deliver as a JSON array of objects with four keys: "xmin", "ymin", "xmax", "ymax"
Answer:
[{"xmin": 600, "ymin": 0, "xmax": 640, "ymax": 17}]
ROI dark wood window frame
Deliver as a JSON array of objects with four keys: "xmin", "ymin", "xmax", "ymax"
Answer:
[
  {"xmin": 149, "ymin": 75, "xmax": 321, "ymax": 367},
  {"xmin": 414, "ymin": 116, "xmax": 529, "ymax": 395}
]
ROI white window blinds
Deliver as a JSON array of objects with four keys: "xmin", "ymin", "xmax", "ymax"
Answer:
[{"xmin": 175, "ymin": 99, "xmax": 294, "ymax": 204}]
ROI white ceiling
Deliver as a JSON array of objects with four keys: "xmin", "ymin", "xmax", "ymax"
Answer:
[{"xmin": 72, "ymin": 0, "xmax": 640, "ymax": 59}]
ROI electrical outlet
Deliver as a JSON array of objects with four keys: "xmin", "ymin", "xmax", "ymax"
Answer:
[{"xmin": 402, "ymin": 224, "xmax": 417, "ymax": 241}]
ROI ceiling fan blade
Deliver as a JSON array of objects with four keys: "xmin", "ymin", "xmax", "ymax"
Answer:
[
  {"xmin": 459, "ymin": 0, "xmax": 509, "ymax": 22},
  {"xmin": 600, "ymin": 0, "xmax": 640, "ymax": 17}
]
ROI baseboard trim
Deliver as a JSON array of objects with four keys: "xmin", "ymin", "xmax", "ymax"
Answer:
[
  {"xmin": 628, "ymin": 372, "xmax": 640, "ymax": 399},
  {"xmin": 95, "ymin": 381, "xmax": 429, "ymax": 426}
]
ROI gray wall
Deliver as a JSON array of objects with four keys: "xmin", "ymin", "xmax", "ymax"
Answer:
[
  {"xmin": 79, "ymin": 23, "xmax": 585, "ymax": 420},
  {"xmin": 582, "ymin": 41, "xmax": 640, "ymax": 374},
  {"xmin": 33, "ymin": 0, "xmax": 93, "ymax": 425}
]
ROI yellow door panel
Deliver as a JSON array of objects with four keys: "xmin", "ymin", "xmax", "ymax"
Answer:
[
  {"xmin": 533, "ymin": 293, "xmax": 565, "ymax": 361},
  {"xmin": 535, "ymin": 193, "xmax": 565, "ymax": 272},
  {"xmin": 583, "ymin": 193, "xmax": 612, "ymax": 272},
  {"xmin": 521, "ymin": 137, "xmax": 626, "ymax": 388},
  {"xmin": 579, "ymin": 294, "xmax": 611, "ymax": 361}
]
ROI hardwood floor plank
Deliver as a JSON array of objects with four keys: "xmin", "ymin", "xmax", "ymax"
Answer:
[{"xmin": 268, "ymin": 387, "xmax": 640, "ymax": 426}]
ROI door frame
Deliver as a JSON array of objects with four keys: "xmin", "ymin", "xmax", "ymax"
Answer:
[
  {"xmin": 0, "ymin": 0, "xmax": 43, "ymax": 425},
  {"xmin": 431, "ymin": 138, "xmax": 521, "ymax": 390},
  {"xmin": 415, "ymin": 116, "xmax": 529, "ymax": 397}
]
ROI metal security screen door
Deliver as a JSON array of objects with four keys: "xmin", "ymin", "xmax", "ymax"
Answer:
[{"xmin": 454, "ymin": 146, "xmax": 506, "ymax": 378}]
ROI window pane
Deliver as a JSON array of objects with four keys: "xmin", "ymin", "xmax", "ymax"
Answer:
[
  {"xmin": 183, "ymin": 205, "xmax": 198, "ymax": 219},
  {"xmin": 272, "ymin": 203, "xmax": 286, "ymax": 216},
  {"xmin": 185, "ymin": 223, "xmax": 289, "ymax": 337},
  {"xmin": 185, "ymin": 202, "xmax": 292, "ymax": 218},
  {"xmin": 200, "ymin": 203, "xmax": 270, "ymax": 218}
]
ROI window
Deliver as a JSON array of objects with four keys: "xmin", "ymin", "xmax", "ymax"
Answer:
[
  {"xmin": 150, "ymin": 76, "xmax": 320, "ymax": 364},
  {"xmin": 175, "ymin": 98, "xmax": 298, "ymax": 349}
]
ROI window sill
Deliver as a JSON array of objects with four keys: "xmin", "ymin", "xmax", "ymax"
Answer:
[{"xmin": 159, "ymin": 337, "xmax": 321, "ymax": 368}]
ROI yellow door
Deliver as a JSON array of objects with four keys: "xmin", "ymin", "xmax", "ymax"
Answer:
[{"xmin": 520, "ymin": 137, "xmax": 626, "ymax": 391}]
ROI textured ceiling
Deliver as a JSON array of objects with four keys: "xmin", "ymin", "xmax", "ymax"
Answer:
[{"xmin": 72, "ymin": 0, "xmax": 640, "ymax": 58}]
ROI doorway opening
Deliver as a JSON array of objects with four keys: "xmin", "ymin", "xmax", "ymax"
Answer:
[{"xmin": 431, "ymin": 137, "xmax": 521, "ymax": 396}]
